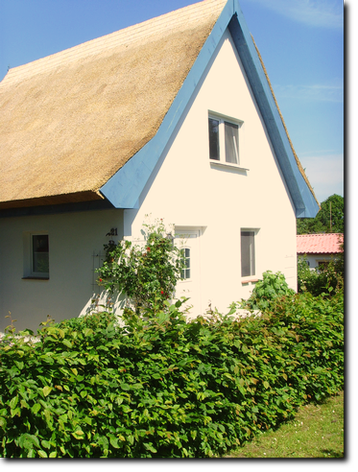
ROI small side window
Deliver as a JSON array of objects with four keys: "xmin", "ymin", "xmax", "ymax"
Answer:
[
  {"xmin": 32, "ymin": 235, "xmax": 49, "ymax": 276},
  {"xmin": 241, "ymin": 230, "xmax": 255, "ymax": 277},
  {"xmin": 23, "ymin": 233, "xmax": 49, "ymax": 279}
]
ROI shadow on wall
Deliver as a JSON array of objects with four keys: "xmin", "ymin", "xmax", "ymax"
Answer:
[{"xmin": 79, "ymin": 290, "xmax": 126, "ymax": 319}]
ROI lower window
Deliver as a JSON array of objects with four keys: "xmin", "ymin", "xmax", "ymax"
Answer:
[
  {"xmin": 23, "ymin": 233, "xmax": 49, "ymax": 279},
  {"xmin": 181, "ymin": 248, "xmax": 191, "ymax": 280},
  {"xmin": 32, "ymin": 235, "xmax": 49, "ymax": 276},
  {"xmin": 241, "ymin": 230, "xmax": 256, "ymax": 277}
]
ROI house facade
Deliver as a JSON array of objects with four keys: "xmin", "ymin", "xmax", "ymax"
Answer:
[
  {"xmin": 297, "ymin": 233, "xmax": 343, "ymax": 270},
  {"xmin": 0, "ymin": 0, "xmax": 319, "ymax": 332}
]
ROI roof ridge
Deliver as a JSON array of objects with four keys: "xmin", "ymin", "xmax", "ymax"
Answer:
[{"xmin": 2, "ymin": 0, "xmax": 227, "ymax": 85}]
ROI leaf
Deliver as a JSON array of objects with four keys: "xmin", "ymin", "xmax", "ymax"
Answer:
[
  {"xmin": 38, "ymin": 450, "xmax": 48, "ymax": 458},
  {"xmin": 109, "ymin": 435, "xmax": 120, "ymax": 449},
  {"xmin": 242, "ymin": 344, "xmax": 249, "ymax": 354},
  {"xmin": 41, "ymin": 439, "xmax": 51, "ymax": 449},
  {"xmin": 14, "ymin": 360, "xmax": 24, "ymax": 370},
  {"xmin": 0, "ymin": 417, "xmax": 7, "ymax": 430},
  {"xmin": 83, "ymin": 328, "xmax": 93, "ymax": 337},
  {"xmin": 62, "ymin": 339, "xmax": 73, "ymax": 348},
  {"xmin": 49, "ymin": 451, "xmax": 57, "ymax": 458},
  {"xmin": 190, "ymin": 430, "xmax": 197, "ymax": 440},
  {"xmin": 223, "ymin": 372, "xmax": 234, "ymax": 380},
  {"xmin": 10, "ymin": 407, "xmax": 21, "ymax": 418},
  {"xmin": 42, "ymin": 386, "xmax": 52, "ymax": 397},
  {"xmin": 144, "ymin": 443, "xmax": 157, "ymax": 454},
  {"xmin": 9, "ymin": 395, "xmax": 18, "ymax": 410},
  {"xmin": 18, "ymin": 433, "xmax": 40, "ymax": 450},
  {"xmin": 72, "ymin": 430, "xmax": 85, "ymax": 440},
  {"xmin": 263, "ymin": 381, "xmax": 270, "ymax": 389},
  {"xmin": 31, "ymin": 403, "xmax": 41, "ymax": 415}
]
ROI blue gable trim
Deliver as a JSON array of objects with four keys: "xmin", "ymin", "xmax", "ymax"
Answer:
[{"xmin": 100, "ymin": 0, "xmax": 319, "ymax": 218}]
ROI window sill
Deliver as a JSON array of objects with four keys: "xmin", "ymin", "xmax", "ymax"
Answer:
[
  {"xmin": 241, "ymin": 278, "xmax": 259, "ymax": 285},
  {"xmin": 22, "ymin": 276, "xmax": 49, "ymax": 281},
  {"xmin": 210, "ymin": 160, "xmax": 249, "ymax": 172}
]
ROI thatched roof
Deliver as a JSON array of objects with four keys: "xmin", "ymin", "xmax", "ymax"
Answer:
[
  {"xmin": 0, "ymin": 0, "xmax": 227, "ymax": 209},
  {"xmin": 0, "ymin": 0, "xmax": 319, "ymax": 216}
]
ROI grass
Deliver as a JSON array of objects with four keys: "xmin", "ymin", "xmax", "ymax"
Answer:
[{"xmin": 225, "ymin": 391, "xmax": 344, "ymax": 458}]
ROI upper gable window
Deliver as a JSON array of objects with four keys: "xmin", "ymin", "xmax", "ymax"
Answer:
[{"xmin": 208, "ymin": 114, "xmax": 242, "ymax": 165}]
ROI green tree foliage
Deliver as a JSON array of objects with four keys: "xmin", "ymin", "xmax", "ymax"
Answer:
[{"xmin": 297, "ymin": 194, "xmax": 344, "ymax": 235}]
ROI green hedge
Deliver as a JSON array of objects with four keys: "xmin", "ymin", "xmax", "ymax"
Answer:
[{"xmin": 0, "ymin": 290, "xmax": 344, "ymax": 458}]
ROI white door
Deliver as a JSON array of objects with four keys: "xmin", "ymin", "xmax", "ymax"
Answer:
[{"xmin": 174, "ymin": 228, "xmax": 202, "ymax": 317}]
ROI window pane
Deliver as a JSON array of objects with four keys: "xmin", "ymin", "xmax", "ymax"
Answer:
[
  {"xmin": 33, "ymin": 235, "xmax": 49, "ymax": 274},
  {"xmin": 241, "ymin": 231, "xmax": 255, "ymax": 277},
  {"xmin": 225, "ymin": 121, "xmax": 239, "ymax": 164},
  {"xmin": 181, "ymin": 248, "xmax": 191, "ymax": 279},
  {"xmin": 209, "ymin": 118, "xmax": 220, "ymax": 160}
]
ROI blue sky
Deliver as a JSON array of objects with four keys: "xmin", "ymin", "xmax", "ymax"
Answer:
[{"xmin": 0, "ymin": 0, "xmax": 344, "ymax": 204}]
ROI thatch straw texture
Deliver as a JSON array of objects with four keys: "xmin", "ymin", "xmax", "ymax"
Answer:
[{"xmin": 0, "ymin": 0, "xmax": 227, "ymax": 209}]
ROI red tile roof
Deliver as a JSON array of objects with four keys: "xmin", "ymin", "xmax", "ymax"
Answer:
[{"xmin": 297, "ymin": 233, "xmax": 344, "ymax": 255}]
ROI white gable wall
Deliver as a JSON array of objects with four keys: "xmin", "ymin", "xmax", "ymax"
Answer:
[{"xmin": 125, "ymin": 29, "xmax": 297, "ymax": 315}]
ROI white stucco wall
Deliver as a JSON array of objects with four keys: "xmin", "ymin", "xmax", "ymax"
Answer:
[
  {"xmin": 124, "ymin": 30, "xmax": 297, "ymax": 315},
  {"xmin": 0, "ymin": 209, "xmax": 124, "ymax": 332}
]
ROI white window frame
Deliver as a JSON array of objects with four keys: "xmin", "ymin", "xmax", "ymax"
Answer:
[
  {"xmin": 23, "ymin": 232, "xmax": 50, "ymax": 279},
  {"xmin": 208, "ymin": 111, "xmax": 247, "ymax": 169},
  {"xmin": 175, "ymin": 229, "xmax": 200, "ymax": 284}
]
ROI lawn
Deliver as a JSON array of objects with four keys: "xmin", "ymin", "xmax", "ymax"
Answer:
[{"xmin": 225, "ymin": 391, "xmax": 344, "ymax": 458}]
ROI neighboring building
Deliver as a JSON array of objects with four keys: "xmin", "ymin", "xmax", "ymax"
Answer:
[
  {"xmin": 297, "ymin": 233, "xmax": 344, "ymax": 270},
  {"xmin": 0, "ymin": 0, "xmax": 319, "ymax": 332}
]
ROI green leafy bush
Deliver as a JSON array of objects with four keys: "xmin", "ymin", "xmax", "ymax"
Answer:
[
  {"xmin": 238, "ymin": 271, "xmax": 295, "ymax": 311},
  {"xmin": 0, "ymin": 288, "xmax": 344, "ymax": 458},
  {"xmin": 96, "ymin": 219, "xmax": 184, "ymax": 314},
  {"xmin": 297, "ymin": 257, "xmax": 344, "ymax": 296}
]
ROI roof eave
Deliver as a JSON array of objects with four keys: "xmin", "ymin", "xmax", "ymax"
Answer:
[{"xmin": 0, "ymin": 190, "xmax": 104, "ymax": 210}]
